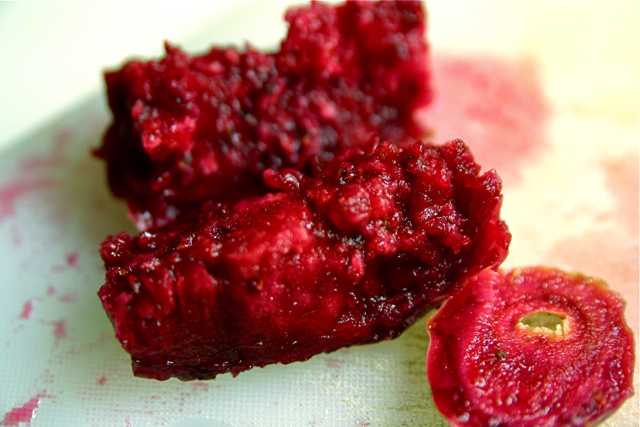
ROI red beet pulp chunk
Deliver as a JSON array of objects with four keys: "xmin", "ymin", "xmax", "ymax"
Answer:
[
  {"xmin": 427, "ymin": 267, "xmax": 635, "ymax": 427},
  {"xmin": 95, "ymin": 0, "xmax": 431, "ymax": 230},
  {"xmin": 99, "ymin": 139, "xmax": 511, "ymax": 380}
]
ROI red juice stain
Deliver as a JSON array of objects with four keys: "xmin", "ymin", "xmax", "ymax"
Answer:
[
  {"xmin": 192, "ymin": 382, "xmax": 210, "ymax": 392},
  {"xmin": 420, "ymin": 54, "xmax": 549, "ymax": 187},
  {"xmin": 66, "ymin": 252, "xmax": 79, "ymax": 267},
  {"xmin": 602, "ymin": 154, "xmax": 639, "ymax": 235},
  {"xmin": 19, "ymin": 157, "xmax": 66, "ymax": 173},
  {"xmin": 50, "ymin": 265, "xmax": 65, "ymax": 273},
  {"xmin": 19, "ymin": 127, "xmax": 72, "ymax": 173},
  {"xmin": 51, "ymin": 252, "xmax": 81, "ymax": 273},
  {"xmin": 19, "ymin": 299, "xmax": 35, "ymax": 320},
  {"xmin": 0, "ymin": 179, "xmax": 57, "ymax": 222},
  {"xmin": 97, "ymin": 375, "xmax": 107, "ymax": 386},
  {"xmin": 57, "ymin": 293, "xmax": 77, "ymax": 303},
  {"xmin": 52, "ymin": 319, "xmax": 68, "ymax": 340},
  {"xmin": 11, "ymin": 226, "xmax": 22, "ymax": 246},
  {"xmin": 0, "ymin": 393, "xmax": 47, "ymax": 427},
  {"xmin": 324, "ymin": 357, "xmax": 346, "ymax": 369},
  {"xmin": 544, "ymin": 153, "xmax": 640, "ymax": 335},
  {"xmin": 53, "ymin": 128, "xmax": 73, "ymax": 150}
]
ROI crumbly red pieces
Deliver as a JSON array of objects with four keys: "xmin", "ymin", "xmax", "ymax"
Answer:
[
  {"xmin": 427, "ymin": 267, "xmax": 635, "ymax": 427},
  {"xmin": 98, "ymin": 139, "xmax": 510, "ymax": 380},
  {"xmin": 94, "ymin": 0, "xmax": 431, "ymax": 230}
]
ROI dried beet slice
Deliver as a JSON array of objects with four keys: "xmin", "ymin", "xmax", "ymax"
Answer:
[
  {"xmin": 427, "ymin": 267, "xmax": 635, "ymax": 427},
  {"xmin": 98, "ymin": 138, "xmax": 510, "ymax": 380},
  {"xmin": 94, "ymin": 0, "xmax": 431, "ymax": 230}
]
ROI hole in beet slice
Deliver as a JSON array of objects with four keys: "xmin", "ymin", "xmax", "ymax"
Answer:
[{"xmin": 518, "ymin": 311, "xmax": 566, "ymax": 337}]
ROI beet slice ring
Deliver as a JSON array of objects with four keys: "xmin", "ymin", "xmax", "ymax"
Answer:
[{"xmin": 427, "ymin": 267, "xmax": 635, "ymax": 427}]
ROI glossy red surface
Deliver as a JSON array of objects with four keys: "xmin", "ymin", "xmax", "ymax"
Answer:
[
  {"xmin": 427, "ymin": 267, "xmax": 635, "ymax": 427},
  {"xmin": 99, "ymin": 139, "xmax": 510, "ymax": 380},
  {"xmin": 95, "ymin": 0, "xmax": 431, "ymax": 230}
]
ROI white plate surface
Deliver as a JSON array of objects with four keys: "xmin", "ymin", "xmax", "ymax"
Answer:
[{"xmin": 0, "ymin": 2, "xmax": 637, "ymax": 426}]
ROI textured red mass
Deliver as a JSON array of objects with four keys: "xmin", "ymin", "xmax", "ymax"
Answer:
[
  {"xmin": 427, "ymin": 267, "xmax": 635, "ymax": 427},
  {"xmin": 95, "ymin": 0, "xmax": 431, "ymax": 230},
  {"xmin": 99, "ymin": 139, "xmax": 510, "ymax": 380}
]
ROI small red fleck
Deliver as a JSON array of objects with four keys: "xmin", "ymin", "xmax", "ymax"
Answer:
[
  {"xmin": 57, "ymin": 293, "xmax": 77, "ymax": 303},
  {"xmin": 46, "ymin": 286, "xmax": 56, "ymax": 297},
  {"xmin": 53, "ymin": 128, "xmax": 72, "ymax": 150},
  {"xmin": 97, "ymin": 375, "xmax": 107, "ymax": 386},
  {"xmin": 66, "ymin": 252, "xmax": 79, "ymax": 267},
  {"xmin": 11, "ymin": 226, "xmax": 21, "ymax": 246},
  {"xmin": 324, "ymin": 357, "xmax": 346, "ymax": 369},
  {"xmin": 19, "ymin": 300, "xmax": 35, "ymax": 320},
  {"xmin": 53, "ymin": 320, "xmax": 67, "ymax": 340},
  {"xmin": 192, "ymin": 382, "xmax": 210, "ymax": 392}
]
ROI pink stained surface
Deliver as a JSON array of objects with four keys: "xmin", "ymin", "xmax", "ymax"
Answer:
[
  {"xmin": 57, "ymin": 293, "xmax": 77, "ymax": 303},
  {"xmin": 603, "ymin": 155, "xmax": 639, "ymax": 236},
  {"xmin": 66, "ymin": 252, "xmax": 79, "ymax": 267},
  {"xmin": 543, "ymin": 154, "xmax": 640, "ymax": 336},
  {"xmin": 51, "ymin": 253, "xmax": 81, "ymax": 273},
  {"xmin": 0, "ymin": 179, "xmax": 57, "ymax": 222},
  {"xmin": 18, "ymin": 128, "xmax": 72, "ymax": 173},
  {"xmin": 0, "ymin": 394, "xmax": 46, "ymax": 427},
  {"xmin": 52, "ymin": 319, "xmax": 68, "ymax": 340},
  {"xmin": 421, "ymin": 55, "xmax": 549, "ymax": 186},
  {"xmin": 192, "ymin": 382, "xmax": 210, "ymax": 392}
]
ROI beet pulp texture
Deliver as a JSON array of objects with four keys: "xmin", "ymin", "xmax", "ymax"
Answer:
[
  {"xmin": 99, "ymin": 139, "xmax": 511, "ymax": 380},
  {"xmin": 95, "ymin": 0, "xmax": 432, "ymax": 230},
  {"xmin": 427, "ymin": 267, "xmax": 635, "ymax": 427}
]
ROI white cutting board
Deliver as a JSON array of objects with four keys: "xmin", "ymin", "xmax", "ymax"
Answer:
[{"xmin": 0, "ymin": 2, "xmax": 637, "ymax": 426}]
